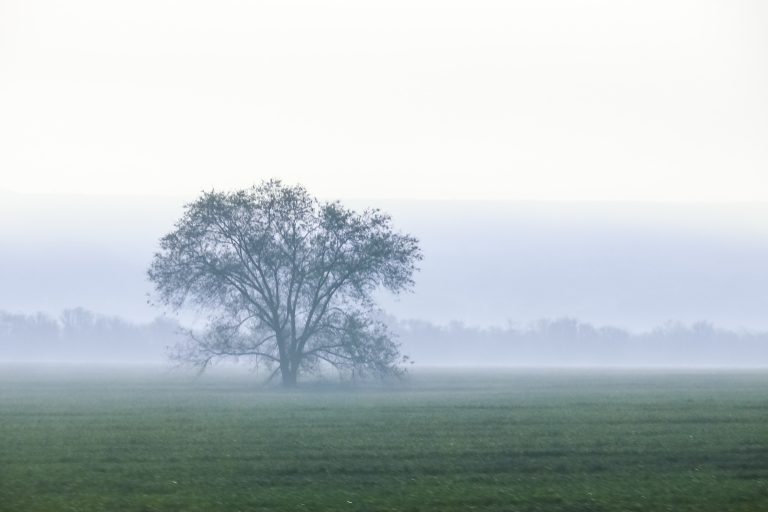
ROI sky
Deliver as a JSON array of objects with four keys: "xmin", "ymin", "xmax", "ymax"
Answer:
[
  {"xmin": 1, "ymin": 0, "xmax": 767, "ymax": 201},
  {"xmin": 2, "ymin": 1, "xmax": 768, "ymax": 332}
]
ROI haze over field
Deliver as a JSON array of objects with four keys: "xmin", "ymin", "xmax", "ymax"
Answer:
[
  {"xmin": 4, "ymin": 306, "xmax": 768, "ymax": 367},
  {"xmin": 1, "ymin": 192, "xmax": 768, "ymax": 333},
  {"xmin": 2, "ymin": 0, "xmax": 768, "ymax": 367}
]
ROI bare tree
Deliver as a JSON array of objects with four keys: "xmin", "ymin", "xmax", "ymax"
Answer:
[{"xmin": 148, "ymin": 180, "xmax": 421, "ymax": 386}]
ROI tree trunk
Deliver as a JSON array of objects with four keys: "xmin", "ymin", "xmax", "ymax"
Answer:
[
  {"xmin": 280, "ymin": 364, "xmax": 297, "ymax": 387},
  {"xmin": 276, "ymin": 330, "xmax": 297, "ymax": 387}
]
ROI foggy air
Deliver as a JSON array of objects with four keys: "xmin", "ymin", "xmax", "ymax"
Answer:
[{"xmin": 3, "ymin": 1, "xmax": 768, "ymax": 510}]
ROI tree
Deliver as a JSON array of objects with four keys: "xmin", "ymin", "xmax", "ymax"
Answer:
[{"xmin": 148, "ymin": 180, "xmax": 422, "ymax": 386}]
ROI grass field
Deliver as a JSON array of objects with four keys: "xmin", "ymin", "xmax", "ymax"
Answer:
[{"xmin": 1, "ymin": 366, "xmax": 767, "ymax": 511}]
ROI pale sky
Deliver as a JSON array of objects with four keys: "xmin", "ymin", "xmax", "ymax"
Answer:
[{"xmin": 2, "ymin": 0, "xmax": 767, "ymax": 200}]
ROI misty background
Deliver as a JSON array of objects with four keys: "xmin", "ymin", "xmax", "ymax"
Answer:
[
  {"xmin": 3, "ymin": 307, "xmax": 768, "ymax": 367},
  {"xmin": 2, "ymin": 192, "xmax": 768, "ymax": 366},
  {"xmin": 2, "ymin": 1, "xmax": 768, "ymax": 367}
]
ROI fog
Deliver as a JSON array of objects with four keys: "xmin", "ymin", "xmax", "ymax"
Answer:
[
  {"xmin": 1, "ymin": 192, "xmax": 768, "ymax": 367},
  {"xmin": 3, "ymin": 308, "xmax": 768, "ymax": 368},
  {"xmin": 4, "ymin": 3, "xmax": 768, "ymax": 510},
  {"xmin": 3, "ymin": 0, "xmax": 768, "ymax": 369}
]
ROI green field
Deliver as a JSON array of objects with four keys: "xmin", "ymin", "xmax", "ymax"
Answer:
[{"xmin": 1, "ymin": 366, "xmax": 767, "ymax": 511}]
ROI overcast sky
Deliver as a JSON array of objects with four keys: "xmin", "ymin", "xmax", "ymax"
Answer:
[{"xmin": 1, "ymin": 0, "xmax": 767, "ymax": 200}]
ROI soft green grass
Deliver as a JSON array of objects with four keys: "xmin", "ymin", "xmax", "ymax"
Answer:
[{"xmin": 1, "ymin": 366, "xmax": 768, "ymax": 511}]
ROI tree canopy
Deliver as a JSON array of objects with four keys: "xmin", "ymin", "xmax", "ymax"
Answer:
[{"xmin": 148, "ymin": 180, "xmax": 422, "ymax": 386}]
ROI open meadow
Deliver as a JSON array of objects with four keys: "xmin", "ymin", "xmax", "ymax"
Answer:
[{"xmin": 1, "ymin": 366, "xmax": 767, "ymax": 511}]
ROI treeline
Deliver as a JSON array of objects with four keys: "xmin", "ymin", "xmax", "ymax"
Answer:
[
  {"xmin": 1, "ymin": 309, "xmax": 767, "ymax": 366},
  {"xmin": 0, "ymin": 308, "xmax": 181, "ymax": 363},
  {"xmin": 392, "ymin": 317, "xmax": 768, "ymax": 367}
]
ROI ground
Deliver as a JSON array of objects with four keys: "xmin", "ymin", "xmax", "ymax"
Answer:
[{"xmin": 1, "ymin": 366, "xmax": 767, "ymax": 511}]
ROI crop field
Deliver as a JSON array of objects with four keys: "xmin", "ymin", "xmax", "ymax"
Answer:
[{"xmin": 1, "ymin": 366, "xmax": 767, "ymax": 511}]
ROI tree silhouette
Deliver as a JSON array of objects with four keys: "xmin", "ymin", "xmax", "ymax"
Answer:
[{"xmin": 148, "ymin": 180, "xmax": 421, "ymax": 386}]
